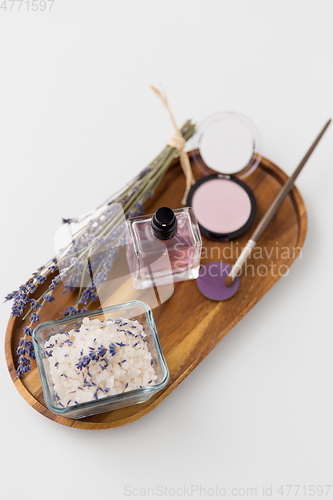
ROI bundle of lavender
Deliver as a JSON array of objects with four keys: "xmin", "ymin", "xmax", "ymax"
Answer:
[{"xmin": 5, "ymin": 119, "xmax": 195, "ymax": 378}]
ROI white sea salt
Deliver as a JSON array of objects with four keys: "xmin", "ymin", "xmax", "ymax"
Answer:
[{"xmin": 45, "ymin": 317, "xmax": 157, "ymax": 408}]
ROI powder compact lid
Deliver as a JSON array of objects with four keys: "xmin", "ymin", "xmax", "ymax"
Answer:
[
  {"xmin": 190, "ymin": 111, "xmax": 262, "ymax": 178},
  {"xmin": 187, "ymin": 112, "xmax": 261, "ymax": 241}
]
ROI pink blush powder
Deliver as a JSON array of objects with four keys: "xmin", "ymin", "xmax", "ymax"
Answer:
[{"xmin": 191, "ymin": 178, "xmax": 252, "ymax": 234}]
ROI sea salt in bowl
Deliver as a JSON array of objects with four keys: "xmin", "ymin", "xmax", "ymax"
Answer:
[{"xmin": 32, "ymin": 301, "xmax": 169, "ymax": 419}]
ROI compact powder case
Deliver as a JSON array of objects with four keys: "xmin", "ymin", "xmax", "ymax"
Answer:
[
  {"xmin": 187, "ymin": 174, "xmax": 257, "ymax": 241},
  {"xmin": 187, "ymin": 112, "xmax": 262, "ymax": 241}
]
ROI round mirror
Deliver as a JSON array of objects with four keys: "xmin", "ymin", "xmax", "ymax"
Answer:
[{"xmin": 191, "ymin": 112, "xmax": 262, "ymax": 178}]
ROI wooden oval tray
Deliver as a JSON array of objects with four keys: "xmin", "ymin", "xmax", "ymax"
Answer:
[{"xmin": 5, "ymin": 153, "xmax": 307, "ymax": 429}]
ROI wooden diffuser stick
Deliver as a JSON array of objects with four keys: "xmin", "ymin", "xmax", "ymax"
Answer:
[{"xmin": 226, "ymin": 119, "xmax": 331, "ymax": 286}]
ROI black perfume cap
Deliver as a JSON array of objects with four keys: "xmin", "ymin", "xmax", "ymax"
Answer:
[{"xmin": 151, "ymin": 207, "xmax": 178, "ymax": 240}]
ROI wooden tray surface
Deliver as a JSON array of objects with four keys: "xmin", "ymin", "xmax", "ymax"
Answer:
[{"xmin": 5, "ymin": 154, "xmax": 307, "ymax": 429}]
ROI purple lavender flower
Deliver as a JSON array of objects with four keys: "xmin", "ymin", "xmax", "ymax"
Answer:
[
  {"xmin": 16, "ymin": 356, "xmax": 31, "ymax": 378},
  {"xmin": 109, "ymin": 343, "xmax": 117, "ymax": 357},
  {"xmin": 75, "ymin": 356, "xmax": 91, "ymax": 371},
  {"xmin": 26, "ymin": 341, "xmax": 35, "ymax": 360},
  {"xmin": 30, "ymin": 312, "xmax": 40, "ymax": 323},
  {"xmin": 4, "ymin": 291, "xmax": 17, "ymax": 302},
  {"xmin": 115, "ymin": 342, "xmax": 127, "ymax": 347},
  {"xmin": 27, "ymin": 283, "xmax": 37, "ymax": 294},
  {"xmin": 97, "ymin": 345, "xmax": 106, "ymax": 358},
  {"xmin": 95, "ymin": 271, "xmax": 108, "ymax": 286},
  {"xmin": 88, "ymin": 345, "xmax": 106, "ymax": 361},
  {"xmin": 103, "ymin": 258, "xmax": 113, "ymax": 273},
  {"xmin": 63, "ymin": 306, "xmax": 78, "ymax": 316},
  {"xmin": 11, "ymin": 290, "xmax": 29, "ymax": 318},
  {"xmin": 23, "ymin": 327, "xmax": 33, "ymax": 336},
  {"xmin": 91, "ymin": 237, "xmax": 104, "ymax": 249},
  {"xmin": 48, "ymin": 265, "xmax": 58, "ymax": 273},
  {"xmin": 17, "ymin": 338, "xmax": 28, "ymax": 356},
  {"xmin": 79, "ymin": 283, "xmax": 98, "ymax": 305},
  {"xmin": 51, "ymin": 276, "xmax": 61, "ymax": 287},
  {"xmin": 35, "ymin": 274, "xmax": 47, "ymax": 285},
  {"xmin": 60, "ymin": 268, "xmax": 69, "ymax": 279},
  {"xmin": 29, "ymin": 299, "xmax": 41, "ymax": 311},
  {"xmin": 44, "ymin": 294, "xmax": 55, "ymax": 303}
]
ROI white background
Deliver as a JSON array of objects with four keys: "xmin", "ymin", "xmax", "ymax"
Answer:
[{"xmin": 1, "ymin": 1, "xmax": 333, "ymax": 499}]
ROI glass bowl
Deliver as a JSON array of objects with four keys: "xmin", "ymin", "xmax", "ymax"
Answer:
[{"xmin": 32, "ymin": 300, "xmax": 169, "ymax": 419}]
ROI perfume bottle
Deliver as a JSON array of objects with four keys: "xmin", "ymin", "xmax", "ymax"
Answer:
[{"xmin": 126, "ymin": 206, "xmax": 202, "ymax": 289}]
